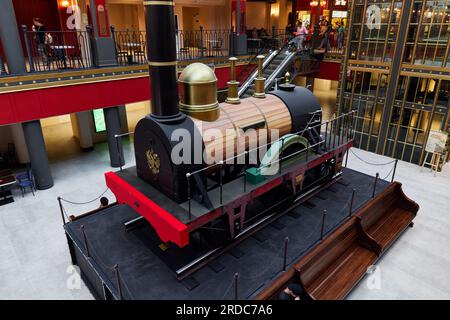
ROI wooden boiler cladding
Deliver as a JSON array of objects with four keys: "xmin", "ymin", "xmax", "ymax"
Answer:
[{"xmin": 191, "ymin": 95, "xmax": 292, "ymax": 164}]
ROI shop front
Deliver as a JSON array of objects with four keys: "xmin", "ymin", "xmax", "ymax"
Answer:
[{"xmin": 294, "ymin": 0, "xmax": 348, "ymax": 28}]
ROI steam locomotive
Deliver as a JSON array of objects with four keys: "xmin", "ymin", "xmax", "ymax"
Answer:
[{"xmin": 105, "ymin": 0, "xmax": 353, "ymax": 249}]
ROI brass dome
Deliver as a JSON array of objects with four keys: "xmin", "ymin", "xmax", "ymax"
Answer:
[
  {"xmin": 178, "ymin": 63, "xmax": 220, "ymax": 121},
  {"xmin": 179, "ymin": 63, "xmax": 217, "ymax": 83}
]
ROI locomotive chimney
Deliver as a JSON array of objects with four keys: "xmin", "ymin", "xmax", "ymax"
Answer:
[{"xmin": 144, "ymin": 0, "xmax": 184, "ymax": 121}]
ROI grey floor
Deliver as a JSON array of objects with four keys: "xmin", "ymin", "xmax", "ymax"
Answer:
[{"xmin": 0, "ymin": 140, "xmax": 449, "ymax": 300}]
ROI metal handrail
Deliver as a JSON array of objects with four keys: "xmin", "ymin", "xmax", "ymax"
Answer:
[
  {"xmin": 236, "ymin": 33, "xmax": 293, "ymax": 96},
  {"xmin": 264, "ymin": 50, "xmax": 297, "ymax": 91}
]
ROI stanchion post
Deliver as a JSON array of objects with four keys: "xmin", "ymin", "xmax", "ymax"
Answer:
[
  {"xmin": 81, "ymin": 225, "xmax": 90, "ymax": 257},
  {"xmin": 372, "ymin": 173, "xmax": 379, "ymax": 198},
  {"xmin": 283, "ymin": 236, "xmax": 289, "ymax": 271},
  {"xmin": 320, "ymin": 209, "xmax": 327, "ymax": 240},
  {"xmin": 243, "ymin": 151, "xmax": 248, "ymax": 193},
  {"xmin": 114, "ymin": 264, "xmax": 123, "ymax": 300},
  {"xmin": 57, "ymin": 196, "xmax": 65, "ymax": 225},
  {"xmin": 349, "ymin": 188, "xmax": 356, "ymax": 217},
  {"xmin": 391, "ymin": 159, "xmax": 398, "ymax": 183},
  {"xmin": 114, "ymin": 134, "xmax": 123, "ymax": 172},
  {"xmin": 345, "ymin": 147, "xmax": 350, "ymax": 167},
  {"xmin": 333, "ymin": 119, "xmax": 337, "ymax": 149},
  {"xmin": 219, "ymin": 161, "xmax": 224, "ymax": 205},
  {"xmin": 234, "ymin": 273, "xmax": 239, "ymax": 300},
  {"xmin": 186, "ymin": 173, "xmax": 192, "ymax": 221},
  {"xmin": 306, "ymin": 132, "xmax": 310, "ymax": 162},
  {"xmin": 280, "ymin": 137, "xmax": 284, "ymax": 173},
  {"xmin": 324, "ymin": 121, "xmax": 329, "ymax": 151}
]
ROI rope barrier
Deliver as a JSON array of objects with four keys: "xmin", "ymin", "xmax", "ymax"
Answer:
[
  {"xmin": 80, "ymin": 226, "xmax": 135, "ymax": 300},
  {"xmin": 382, "ymin": 165, "xmax": 396, "ymax": 181},
  {"xmin": 220, "ymin": 275, "xmax": 237, "ymax": 300},
  {"xmin": 349, "ymin": 148, "xmax": 396, "ymax": 166},
  {"xmin": 60, "ymin": 188, "xmax": 110, "ymax": 205}
]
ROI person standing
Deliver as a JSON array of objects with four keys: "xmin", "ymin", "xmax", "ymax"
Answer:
[
  {"xmin": 32, "ymin": 18, "xmax": 48, "ymax": 64},
  {"xmin": 319, "ymin": 19, "xmax": 331, "ymax": 52},
  {"xmin": 294, "ymin": 21, "xmax": 308, "ymax": 51},
  {"xmin": 337, "ymin": 21, "xmax": 345, "ymax": 52}
]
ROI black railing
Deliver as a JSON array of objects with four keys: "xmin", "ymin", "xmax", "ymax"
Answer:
[
  {"xmin": 22, "ymin": 26, "xmax": 93, "ymax": 72},
  {"xmin": 183, "ymin": 111, "xmax": 356, "ymax": 223},
  {"xmin": 112, "ymin": 27, "xmax": 232, "ymax": 64},
  {"xmin": 111, "ymin": 27, "xmax": 147, "ymax": 65},
  {"xmin": 246, "ymin": 28, "xmax": 290, "ymax": 54},
  {"xmin": 1, "ymin": 26, "xmax": 340, "ymax": 76},
  {"xmin": 178, "ymin": 28, "xmax": 231, "ymax": 60}
]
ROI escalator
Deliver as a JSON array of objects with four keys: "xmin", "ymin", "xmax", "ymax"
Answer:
[
  {"xmin": 216, "ymin": 34, "xmax": 323, "ymax": 102},
  {"xmin": 239, "ymin": 47, "xmax": 297, "ymax": 98}
]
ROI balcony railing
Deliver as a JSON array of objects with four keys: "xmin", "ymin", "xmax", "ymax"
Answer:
[
  {"xmin": 112, "ymin": 27, "xmax": 232, "ymax": 64},
  {"xmin": 111, "ymin": 28, "xmax": 147, "ymax": 65},
  {"xmin": 21, "ymin": 26, "xmax": 93, "ymax": 73},
  {"xmin": 0, "ymin": 26, "xmax": 343, "ymax": 77}
]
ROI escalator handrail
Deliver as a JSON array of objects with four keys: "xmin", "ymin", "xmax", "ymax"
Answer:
[
  {"xmin": 238, "ymin": 50, "xmax": 278, "ymax": 97},
  {"xmin": 235, "ymin": 33, "xmax": 293, "ymax": 95},
  {"xmin": 264, "ymin": 50, "xmax": 297, "ymax": 91}
]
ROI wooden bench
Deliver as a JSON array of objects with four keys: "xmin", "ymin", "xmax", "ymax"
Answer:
[
  {"xmin": 356, "ymin": 182, "xmax": 419, "ymax": 252},
  {"xmin": 293, "ymin": 218, "xmax": 379, "ymax": 300},
  {"xmin": 255, "ymin": 182, "xmax": 419, "ymax": 300},
  {"xmin": 254, "ymin": 269, "xmax": 298, "ymax": 300}
]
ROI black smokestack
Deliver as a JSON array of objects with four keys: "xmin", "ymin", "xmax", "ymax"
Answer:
[{"xmin": 144, "ymin": 0, "xmax": 182, "ymax": 120}]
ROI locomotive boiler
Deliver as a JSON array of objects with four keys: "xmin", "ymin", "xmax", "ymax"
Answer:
[
  {"xmin": 134, "ymin": 60, "xmax": 322, "ymax": 204},
  {"xmin": 105, "ymin": 0, "xmax": 352, "ymax": 249}
]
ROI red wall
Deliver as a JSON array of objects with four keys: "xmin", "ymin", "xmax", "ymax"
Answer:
[
  {"xmin": 0, "ymin": 65, "xmax": 250, "ymax": 126},
  {"xmin": 6, "ymin": 0, "xmax": 62, "ymax": 58},
  {"xmin": 13, "ymin": 0, "xmax": 61, "ymax": 31},
  {"xmin": 313, "ymin": 61, "xmax": 341, "ymax": 81},
  {"xmin": 1, "ymin": 0, "xmax": 61, "ymax": 62},
  {"xmin": 0, "ymin": 63, "xmax": 340, "ymax": 126},
  {"xmin": 0, "ymin": 77, "xmax": 149, "ymax": 126}
]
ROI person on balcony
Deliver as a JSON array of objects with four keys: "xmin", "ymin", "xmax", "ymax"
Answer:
[
  {"xmin": 32, "ymin": 18, "xmax": 48, "ymax": 64},
  {"xmin": 293, "ymin": 21, "xmax": 308, "ymax": 51},
  {"xmin": 337, "ymin": 21, "xmax": 345, "ymax": 51},
  {"xmin": 251, "ymin": 27, "xmax": 259, "ymax": 39},
  {"xmin": 318, "ymin": 19, "xmax": 331, "ymax": 52}
]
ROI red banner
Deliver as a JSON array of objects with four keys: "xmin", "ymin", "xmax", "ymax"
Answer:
[{"xmin": 94, "ymin": 0, "xmax": 110, "ymax": 37}]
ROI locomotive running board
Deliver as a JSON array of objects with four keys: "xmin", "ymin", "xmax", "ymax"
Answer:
[{"xmin": 175, "ymin": 172, "xmax": 343, "ymax": 281}]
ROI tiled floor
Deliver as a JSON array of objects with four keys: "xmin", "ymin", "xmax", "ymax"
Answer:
[{"xmin": 0, "ymin": 140, "xmax": 449, "ymax": 299}]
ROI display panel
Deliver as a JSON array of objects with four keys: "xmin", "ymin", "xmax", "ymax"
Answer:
[{"xmin": 92, "ymin": 109, "xmax": 106, "ymax": 133}]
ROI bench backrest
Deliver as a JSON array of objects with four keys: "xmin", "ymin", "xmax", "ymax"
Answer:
[
  {"xmin": 298, "ymin": 220, "xmax": 360, "ymax": 287},
  {"xmin": 359, "ymin": 183, "xmax": 400, "ymax": 229}
]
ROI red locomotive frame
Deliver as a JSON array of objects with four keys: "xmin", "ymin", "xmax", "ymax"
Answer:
[{"xmin": 106, "ymin": 139, "xmax": 352, "ymax": 248}]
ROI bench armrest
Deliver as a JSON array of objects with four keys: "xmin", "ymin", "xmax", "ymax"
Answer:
[{"xmin": 356, "ymin": 216, "xmax": 382, "ymax": 255}]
